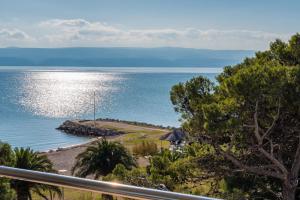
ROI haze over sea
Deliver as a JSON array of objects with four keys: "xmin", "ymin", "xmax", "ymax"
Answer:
[{"xmin": 0, "ymin": 67, "xmax": 221, "ymax": 151}]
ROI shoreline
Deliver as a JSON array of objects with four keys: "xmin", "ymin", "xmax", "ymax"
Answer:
[{"xmin": 39, "ymin": 137, "xmax": 103, "ymax": 154}]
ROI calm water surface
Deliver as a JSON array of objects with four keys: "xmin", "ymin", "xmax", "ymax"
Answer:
[{"xmin": 0, "ymin": 67, "xmax": 221, "ymax": 150}]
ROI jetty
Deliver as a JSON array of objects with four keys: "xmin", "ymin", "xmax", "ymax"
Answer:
[
  {"xmin": 57, "ymin": 120, "xmax": 125, "ymax": 137},
  {"xmin": 57, "ymin": 118, "xmax": 172, "ymax": 137}
]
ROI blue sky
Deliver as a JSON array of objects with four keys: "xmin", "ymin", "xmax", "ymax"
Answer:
[{"xmin": 0, "ymin": 0, "xmax": 299, "ymax": 49}]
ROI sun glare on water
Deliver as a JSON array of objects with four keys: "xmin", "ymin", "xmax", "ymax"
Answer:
[{"xmin": 18, "ymin": 71, "xmax": 121, "ymax": 118}]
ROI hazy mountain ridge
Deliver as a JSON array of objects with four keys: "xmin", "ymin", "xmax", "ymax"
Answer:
[{"xmin": 0, "ymin": 47, "xmax": 254, "ymax": 67}]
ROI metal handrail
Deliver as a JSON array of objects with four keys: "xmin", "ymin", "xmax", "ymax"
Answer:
[{"xmin": 0, "ymin": 166, "xmax": 219, "ymax": 200}]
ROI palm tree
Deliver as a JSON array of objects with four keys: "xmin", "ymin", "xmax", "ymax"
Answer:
[
  {"xmin": 72, "ymin": 139, "xmax": 136, "ymax": 179},
  {"xmin": 11, "ymin": 147, "xmax": 62, "ymax": 200},
  {"xmin": 72, "ymin": 140, "xmax": 136, "ymax": 200}
]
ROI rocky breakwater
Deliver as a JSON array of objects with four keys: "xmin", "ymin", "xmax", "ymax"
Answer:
[{"xmin": 56, "ymin": 120, "xmax": 125, "ymax": 137}]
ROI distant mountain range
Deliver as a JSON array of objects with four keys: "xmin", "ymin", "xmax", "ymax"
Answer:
[{"xmin": 0, "ymin": 47, "xmax": 254, "ymax": 67}]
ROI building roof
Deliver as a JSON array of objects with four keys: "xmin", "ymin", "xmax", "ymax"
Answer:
[{"xmin": 160, "ymin": 129, "xmax": 187, "ymax": 142}]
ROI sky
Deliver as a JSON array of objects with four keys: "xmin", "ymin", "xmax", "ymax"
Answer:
[{"xmin": 0, "ymin": 0, "xmax": 299, "ymax": 50}]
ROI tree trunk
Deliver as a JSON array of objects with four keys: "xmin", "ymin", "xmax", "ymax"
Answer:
[
  {"xmin": 282, "ymin": 182, "xmax": 296, "ymax": 200},
  {"xmin": 16, "ymin": 189, "xmax": 28, "ymax": 200}
]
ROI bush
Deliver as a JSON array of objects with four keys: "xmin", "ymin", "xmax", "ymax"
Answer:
[
  {"xmin": 132, "ymin": 141, "xmax": 158, "ymax": 156},
  {"xmin": 0, "ymin": 179, "xmax": 15, "ymax": 200},
  {"xmin": 0, "ymin": 142, "xmax": 15, "ymax": 166},
  {"xmin": 104, "ymin": 164, "xmax": 154, "ymax": 188},
  {"xmin": 0, "ymin": 141, "xmax": 16, "ymax": 199}
]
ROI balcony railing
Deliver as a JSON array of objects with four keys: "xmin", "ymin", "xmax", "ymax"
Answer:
[{"xmin": 0, "ymin": 166, "xmax": 219, "ymax": 200}]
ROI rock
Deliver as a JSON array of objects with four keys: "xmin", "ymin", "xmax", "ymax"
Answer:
[{"xmin": 57, "ymin": 120, "xmax": 125, "ymax": 137}]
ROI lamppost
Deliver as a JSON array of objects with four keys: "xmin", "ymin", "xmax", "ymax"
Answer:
[{"xmin": 93, "ymin": 91, "xmax": 96, "ymax": 128}]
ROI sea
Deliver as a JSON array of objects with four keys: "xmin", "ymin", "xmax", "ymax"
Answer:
[{"xmin": 0, "ymin": 67, "xmax": 222, "ymax": 151}]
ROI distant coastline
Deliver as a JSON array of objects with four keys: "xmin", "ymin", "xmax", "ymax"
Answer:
[{"xmin": 0, "ymin": 47, "xmax": 254, "ymax": 67}]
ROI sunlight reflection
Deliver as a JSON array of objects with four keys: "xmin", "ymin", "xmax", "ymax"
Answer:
[{"xmin": 19, "ymin": 71, "xmax": 121, "ymax": 118}]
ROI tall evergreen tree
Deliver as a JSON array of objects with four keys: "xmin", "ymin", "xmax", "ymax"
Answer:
[{"xmin": 170, "ymin": 33, "xmax": 300, "ymax": 200}]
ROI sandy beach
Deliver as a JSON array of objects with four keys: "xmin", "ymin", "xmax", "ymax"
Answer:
[{"xmin": 42, "ymin": 138, "xmax": 101, "ymax": 175}]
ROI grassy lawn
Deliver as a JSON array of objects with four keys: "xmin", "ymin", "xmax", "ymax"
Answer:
[
  {"xmin": 105, "ymin": 125, "xmax": 170, "ymax": 150},
  {"xmin": 32, "ymin": 188, "xmax": 102, "ymax": 200},
  {"xmin": 79, "ymin": 120, "xmax": 171, "ymax": 151}
]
